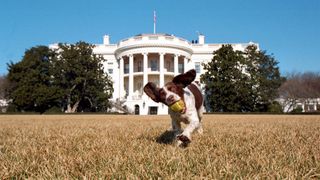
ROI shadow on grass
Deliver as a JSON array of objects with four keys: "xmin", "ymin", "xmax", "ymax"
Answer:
[{"xmin": 155, "ymin": 130, "xmax": 176, "ymax": 144}]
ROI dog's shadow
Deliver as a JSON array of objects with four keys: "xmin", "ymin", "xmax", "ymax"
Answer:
[{"xmin": 155, "ymin": 130, "xmax": 177, "ymax": 144}]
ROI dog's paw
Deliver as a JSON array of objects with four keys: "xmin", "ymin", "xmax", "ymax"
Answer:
[
  {"xmin": 177, "ymin": 134, "xmax": 191, "ymax": 143},
  {"xmin": 176, "ymin": 134, "xmax": 191, "ymax": 148}
]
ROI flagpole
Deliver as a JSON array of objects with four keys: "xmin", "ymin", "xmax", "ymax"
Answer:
[{"xmin": 153, "ymin": 10, "xmax": 156, "ymax": 34}]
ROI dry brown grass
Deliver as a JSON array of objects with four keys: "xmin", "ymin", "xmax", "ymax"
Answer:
[{"xmin": 0, "ymin": 114, "xmax": 319, "ymax": 179}]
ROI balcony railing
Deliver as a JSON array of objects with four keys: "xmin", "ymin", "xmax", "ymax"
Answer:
[
  {"xmin": 132, "ymin": 95, "xmax": 142, "ymax": 100},
  {"xmin": 124, "ymin": 67, "xmax": 179, "ymax": 74},
  {"xmin": 116, "ymin": 34, "xmax": 193, "ymax": 54}
]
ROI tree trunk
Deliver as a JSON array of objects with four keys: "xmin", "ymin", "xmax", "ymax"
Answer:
[
  {"xmin": 66, "ymin": 100, "xmax": 80, "ymax": 113},
  {"xmin": 65, "ymin": 84, "xmax": 79, "ymax": 113}
]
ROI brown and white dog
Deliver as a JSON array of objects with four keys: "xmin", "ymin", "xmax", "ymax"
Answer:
[{"xmin": 144, "ymin": 69, "xmax": 204, "ymax": 147}]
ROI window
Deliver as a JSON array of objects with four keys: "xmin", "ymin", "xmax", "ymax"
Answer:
[
  {"xmin": 124, "ymin": 64, "xmax": 129, "ymax": 74},
  {"xmin": 178, "ymin": 63, "xmax": 184, "ymax": 73},
  {"xmin": 154, "ymin": 80, "xmax": 159, "ymax": 87},
  {"xmin": 108, "ymin": 69, "xmax": 113, "ymax": 74},
  {"xmin": 195, "ymin": 62, "xmax": 201, "ymax": 73},
  {"xmin": 125, "ymin": 87, "xmax": 128, "ymax": 98},
  {"xmin": 151, "ymin": 59, "xmax": 158, "ymax": 71},
  {"xmin": 149, "ymin": 107, "xmax": 158, "ymax": 115},
  {"xmin": 167, "ymin": 61, "xmax": 172, "ymax": 72},
  {"xmin": 137, "ymin": 82, "xmax": 142, "ymax": 93},
  {"xmin": 137, "ymin": 60, "xmax": 142, "ymax": 72}
]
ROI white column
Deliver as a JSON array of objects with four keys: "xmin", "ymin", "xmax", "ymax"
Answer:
[
  {"xmin": 184, "ymin": 57, "xmax": 188, "ymax": 73},
  {"xmin": 129, "ymin": 54, "xmax": 134, "ymax": 100},
  {"xmin": 143, "ymin": 53, "xmax": 148, "ymax": 86},
  {"xmin": 174, "ymin": 54, "xmax": 179, "ymax": 76},
  {"xmin": 159, "ymin": 53, "xmax": 164, "ymax": 87},
  {"xmin": 142, "ymin": 53, "xmax": 149, "ymax": 114},
  {"xmin": 119, "ymin": 57, "xmax": 124, "ymax": 99}
]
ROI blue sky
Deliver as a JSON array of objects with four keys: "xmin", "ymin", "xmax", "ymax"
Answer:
[{"xmin": 0, "ymin": 0, "xmax": 319, "ymax": 75}]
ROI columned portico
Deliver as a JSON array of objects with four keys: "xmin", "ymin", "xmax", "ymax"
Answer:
[
  {"xmin": 120, "ymin": 53, "xmax": 188, "ymax": 101},
  {"xmin": 112, "ymin": 34, "xmax": 198, "ymax": 114},
  {"xmin": 117, "ymin": 52, "xmax": 190, "ymax": 114}
]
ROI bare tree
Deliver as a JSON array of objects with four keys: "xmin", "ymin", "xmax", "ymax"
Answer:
[{"xmin": 279, "ymin": 72, "xmax": 320, "ymax": 112}]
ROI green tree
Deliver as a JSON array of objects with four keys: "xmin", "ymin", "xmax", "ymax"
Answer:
[
  {"xmin": 6, "ymin": 46, "xmax": 63, "ymax": 113},
  {"xmin": 201, "ymin": 44, "xmax": 284, "ymax": 112},
  {"xmin": 200, "ymin": 44, "xmax": 253, "ymax": 112},
  {"xmin": 6, "ymin": 42, "xmax": 113, "ymax": 113},
  {"xmin": 52, "ymin": 41, "xmax": 113, "ymax": 113},
  {"xmin": 244, "ymin": 45, "xmax": 285, "ymax": 111}
]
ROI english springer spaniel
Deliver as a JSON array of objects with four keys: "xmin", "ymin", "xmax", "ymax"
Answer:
[{"xmin": 144, "ymin": 69, "xmax": 204, "ymax": 147}]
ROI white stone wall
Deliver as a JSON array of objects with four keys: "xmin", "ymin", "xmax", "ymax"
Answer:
[{"xmin": 93, "ymin": 34, "xmax": 254, "ymax": 115}]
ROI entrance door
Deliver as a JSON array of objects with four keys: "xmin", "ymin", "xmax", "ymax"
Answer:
[{"xmin": 134, "ymin": 105, "xmax": 140, "ymax": 115}]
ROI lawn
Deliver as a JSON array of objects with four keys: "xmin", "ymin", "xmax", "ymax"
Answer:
[{"xmin": 0, "ymin": 114, "xmax": 319, "ymax": 179}]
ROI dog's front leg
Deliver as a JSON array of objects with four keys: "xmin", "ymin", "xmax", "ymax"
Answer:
[
  {"xmin": 171, "ymin": 119, "xmax": 182, "ymax": 136},
  {"xmin": 177, "ymin": 114, "xmax": 200, "ymax": 145},
  {"xmin": 172, "ymin": 119, "xmax": 187, "ymax": 147}
]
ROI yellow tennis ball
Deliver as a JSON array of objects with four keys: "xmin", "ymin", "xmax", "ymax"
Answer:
[{"xmin": 169, "ymin": 100, "xmax": 185, "ymax": 113}]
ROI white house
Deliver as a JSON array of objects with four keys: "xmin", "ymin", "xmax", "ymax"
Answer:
[
  {"xmin": 278, "ymin": 98, "xmax": 320, "ymax": 113},
  {"xmin": 93, "ymin": 33, "xmax": 256, "ymax": 115}
]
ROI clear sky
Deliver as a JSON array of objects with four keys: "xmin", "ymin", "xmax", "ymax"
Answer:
[{"xmin": 0, "ymin": 0, "xmax": 319, "ymax": 75}]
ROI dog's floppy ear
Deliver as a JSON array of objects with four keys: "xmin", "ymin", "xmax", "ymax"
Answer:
[
  {"xmin": 144, "ymin": 82, "xmax": 160, "ymax": 102},
  {"xmin": 172, "ymin": 69, "xmax": 196, "ymax": 88}
]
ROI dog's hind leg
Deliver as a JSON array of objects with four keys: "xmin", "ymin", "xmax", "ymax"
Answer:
[
  {"xmin": 196, "ymin": 122, "xmax": 203, "ymax": 134},
  {"xmin": 196, "ymin": 105, "xmax": 204, "ymax": 134}
]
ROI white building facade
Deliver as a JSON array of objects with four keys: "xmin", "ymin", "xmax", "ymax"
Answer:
[{"xmin": 93, "ymin": 33, "xmax": 255, "ymax": 115}]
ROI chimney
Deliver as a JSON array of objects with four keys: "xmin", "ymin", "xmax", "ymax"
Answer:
[
  {"xmin": 198, "ymin": 34, "xmax": 205, "ymax": 44},
  {"xmin": 103, "ymin": 35, "xmax": 110, "ymax": 45}
]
